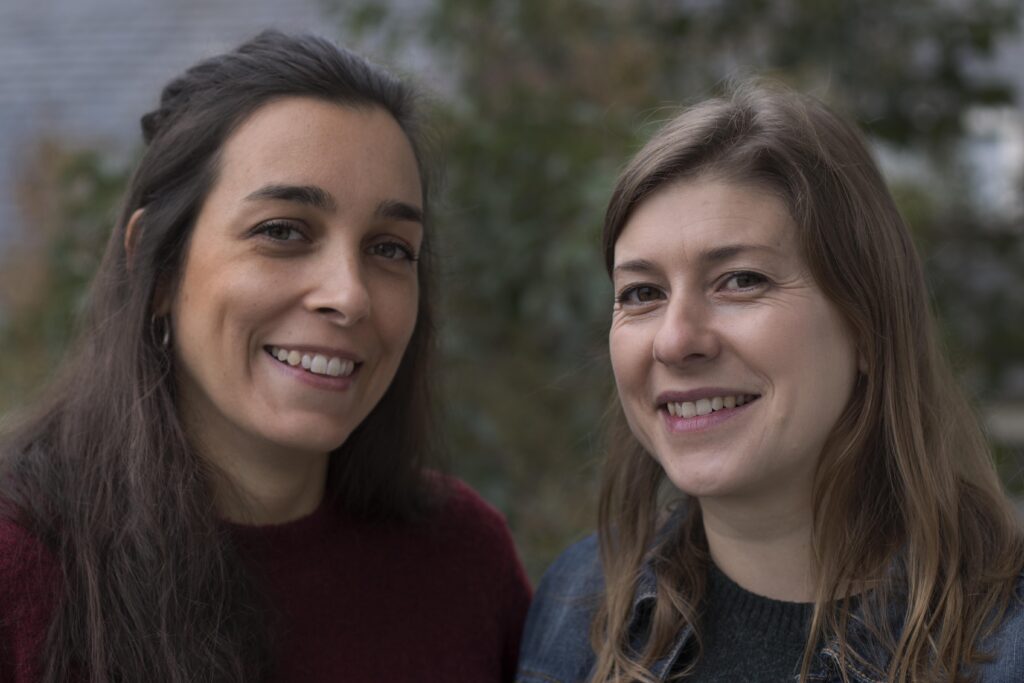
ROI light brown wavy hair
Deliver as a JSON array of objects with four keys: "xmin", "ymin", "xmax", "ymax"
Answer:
[{"xmin": 590, "ymin": 81, "xmax": 1024, "ymax": 682}]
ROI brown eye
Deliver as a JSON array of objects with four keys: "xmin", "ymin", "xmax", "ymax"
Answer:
[
  {"xmin": 255, "ymin": 221, "xmax": 305, "ymax": 242},
  {"xmin": 722, "ymin": 271, "xmax": 767, "ymax": 291},
  {"xmin": 367, "ymin": 241, "xmax": 417, "ymax": 261},
  {"xmin": 617, "ymin": 284, "xmax": 664, "ymax": 306}
]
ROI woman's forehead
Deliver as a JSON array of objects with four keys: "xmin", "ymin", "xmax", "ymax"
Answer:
[
  {"xmin": 613, "ymin": 178, "xmax": 796, "ymax": 266},
  {"xmin": 210, "ymin": 97, "xmax": 422, "ymax": 209}
]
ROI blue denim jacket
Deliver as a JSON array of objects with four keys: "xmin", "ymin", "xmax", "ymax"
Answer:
[{"xmin": 516, "ymin": 534, "xmax": 1024, "ymax": 682}]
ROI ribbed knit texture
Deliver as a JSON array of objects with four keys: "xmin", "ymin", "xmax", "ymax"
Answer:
[
  {"xmin": 0, "ymin": 477, "xmax": 531, "ymax": 683},
  {"xmin": 680, "ymin": 563, "xmax": 813, "ymax": 682}
]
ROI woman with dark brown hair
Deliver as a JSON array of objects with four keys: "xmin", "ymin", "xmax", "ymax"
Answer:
[
  {"xmin": 516, "ymin": 81, "xmax": 1024, "ymax": 682},
  {"xmin": 0, "ymin": 31, "xmax": 530, "ymax": 682}
]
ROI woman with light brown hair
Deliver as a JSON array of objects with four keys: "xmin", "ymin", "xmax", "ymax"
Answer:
[{"xmin": 515, "ymin": 81, "xmax": 1024, "ymax": 682}]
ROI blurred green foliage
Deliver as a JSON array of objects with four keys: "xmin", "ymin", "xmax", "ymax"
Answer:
[
  {"xmin": 0, "ymin": 147, "xmax": 129, "ymax": 411},
  {"xmin": 1, "ymin": 0, "xmax": 1022, "ymax": 579},
  {"xmin": 328, "ymin": 0, "xmax": 1024, "ymax": 576}
]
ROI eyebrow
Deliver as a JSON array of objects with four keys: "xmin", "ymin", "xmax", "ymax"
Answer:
[
  {"xmin": 244, "ymin": 184, "xmax": 423, "ymax": 224},
  {"xmin": 612, "ymin": 258, "xmax": 659, "ymax": 276},
  {"xmin": 245, "ymin": 184, "xmax": 337, "ymax": 211},
  {"xmin": 612, "ymin": 244, "xmax": 780, "ymax": 276},
  {"xmin": 702, "ymin": 243, "xmax": 779, "ymax": 263},
  {"xmin": 376, "ymin": 198, "xmax": 424, "ymax": 225}
]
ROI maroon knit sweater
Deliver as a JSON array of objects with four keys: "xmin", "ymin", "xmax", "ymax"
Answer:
[{"xmin": 0, "ymin": 478, "xmax": 531, "ymax": 682}]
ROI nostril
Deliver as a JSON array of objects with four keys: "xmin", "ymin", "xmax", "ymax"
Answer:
[{"xmin": 314, "ymin": 303, "xmax": 369, "ymax": 326}]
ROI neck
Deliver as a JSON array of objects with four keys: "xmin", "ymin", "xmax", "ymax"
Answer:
[
  {"xmin": 183, "ymin": 414, "xmax": 330, "ymax": 525},
  {"xmin": 699, "ymin": 492, "xmax": 815, "ymax": 602},
  {"xmin": 211, "ymin": 449, "xmax": 330, "ymax": 525}
]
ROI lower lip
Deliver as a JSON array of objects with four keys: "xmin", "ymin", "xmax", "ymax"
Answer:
[
  {"xmin": 265, "ymin": 351, "xmax": 358, "ymax": 392},
  {"xmin": 661, "ymin": 399, "xmax": 758, "ymax": 434}
]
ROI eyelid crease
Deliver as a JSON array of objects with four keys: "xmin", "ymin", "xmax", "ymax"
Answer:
[
  {"xmin": 250, "ymin": 218, "xmax": 309, "ymax": 241},
  {"xmin": 718, "ymin": 269, "xmax": 769, "ymax": 289}
]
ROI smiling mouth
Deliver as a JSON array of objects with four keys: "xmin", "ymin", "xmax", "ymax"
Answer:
[
  {"xmin": 663, "ymin": 394, "xmax": 760, "ymax": 418},
  {"xmin": 265, "ymin": 346, "xmax": 357, "ymax": 378}
]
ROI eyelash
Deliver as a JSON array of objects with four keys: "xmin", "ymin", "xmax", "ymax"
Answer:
[
  {"xmin": 721, "ymin": 270, "xmax": 768, "ymax": 290},
  {"xmin": 615, "ymin": 284, "xmax": 664, "ymax": 306},
  {"xmin": 251, "ymin": 221, "xmax": 418, "ymax": 263},
  {"xmin": 253, "ymin": 220, "xmax": 307, "ymax": 243},
  {"xmin": 614, "ymin": 271, "xmax": 769, "ymax": 306},
  {"xmin": 367, "ymin": 240, "xmax": 418, "ymax": 262}
]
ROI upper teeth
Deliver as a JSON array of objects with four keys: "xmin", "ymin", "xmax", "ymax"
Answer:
[
  {"xmin": 269, "ymin": 346, "xmax": 355, "ymax": 378},
  {"xmin": 666, "ymin": 394, "xmax": 755, "ymax": 418}
]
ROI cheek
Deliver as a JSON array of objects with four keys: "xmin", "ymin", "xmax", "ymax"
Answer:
[
  {"xmin": 609, "ymin": 326, "xmax": 651, "ymax": 429},
  {"xmin": 175, "ymin": 270, "xmax": 260, "ymax": 345},
  {"xmin": 805, "ymin": 307, "xmax": 857, "ymax": 387},
  {"xmin": 775, "ymin": 307, "xmax": 858, "ymax": 441},
  {"xmin": 608, "ymin": 331, "xmax": 634, "ymax": 395},
  {"xmin": 610, "ymin": 322, "xmax": 652, "ymax": 383},
  {"xmin": 376, "ymin": 278, "xmax": 420, "ymax": 351}
]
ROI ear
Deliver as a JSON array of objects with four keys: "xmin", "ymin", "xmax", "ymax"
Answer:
[
  {"xmin": 151, "ymin": 283, "xmax": 173, "ymax": 318},
  {"xmin": 124, "ymin": 208, "xmax": 145, "ymax": 266},
  {"xmin": 125, "ymin": 208, "xmax": 173, "ymax": 317}
]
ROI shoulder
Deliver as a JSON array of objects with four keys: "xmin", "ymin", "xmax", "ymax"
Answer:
[
  {"xmin": 516, "ymin": 533, "xmax": 603, "ymax": 683},
  {"xmin": 973, "ymin": 571, "xmax": 1024, "ymax": 682},
  {"xmin": 425, "ymin": 474, "xmax": 531, "ymax": 595},
  {"xmin": 435, "ymin": 475, "xmax": 511, "ymax": 531},
  {"xmin": 532, "ymin": 533, "xmax": 604, "ymax": 602},
  {"xmin": 429, "ymin": 475, "xmax": 521, "ymax": 553},
  {"xmin": 0, "ymin": 515, "xmax": 59, "ymax": 593},
  {"xmin": 0, "ymin": 515, "xmax": 61, "ymax": 682},
  {"xmin": 423, "ymin": 476, "xmax": 533, "ymax": 675}
]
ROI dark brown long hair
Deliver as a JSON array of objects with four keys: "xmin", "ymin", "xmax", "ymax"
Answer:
[
  {"xmin": 0, "ymin": 31, "xmax": 441, "ymax": 682},
  {"xmin": 590, "ymin": 80, "xmax": 1024, "ymax": 682}
]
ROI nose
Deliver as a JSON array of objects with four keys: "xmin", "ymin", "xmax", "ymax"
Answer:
[
  {"xmin": 652, "ymin": 293, "xmax": 720, "ymax": 367},
  {"xmin": 304, "ymin": 252, "xmax": 371, "ymax": 326}
]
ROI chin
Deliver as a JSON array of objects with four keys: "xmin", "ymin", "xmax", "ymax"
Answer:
[
  {"xmin": 659, "ymin": 458, "xmax": 737, "ymax": 499},
  {"xmin": 262, "ymin": 426, "xmax": 353, "ymax": 458}
]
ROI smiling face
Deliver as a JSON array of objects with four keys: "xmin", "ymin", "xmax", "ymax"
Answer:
[
  {"xmin": 609, "ymin": 178, "xmax": 858, "ymax": 508},
  {"xmin": 166, "ymin": 97, "xmax": 423, "ymax": 464}
]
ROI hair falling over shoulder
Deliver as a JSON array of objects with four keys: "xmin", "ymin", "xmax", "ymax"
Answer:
[
  {"xmin": 0, "ymin": 31, "xmax": 440, "ymax": 682},
  {"xmin": 588, "ymin": 80, "xmax": 1024, "ymax": 683}
]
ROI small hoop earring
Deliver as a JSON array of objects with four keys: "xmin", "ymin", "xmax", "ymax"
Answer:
[{"xmin": 151, "ymin": 315, "xmax": 171, "ymax": 349}]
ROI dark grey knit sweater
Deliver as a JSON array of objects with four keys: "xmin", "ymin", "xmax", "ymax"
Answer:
[{"xmin": 678, "ymin": 564, "xmax": 814, "ymax": 682}]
